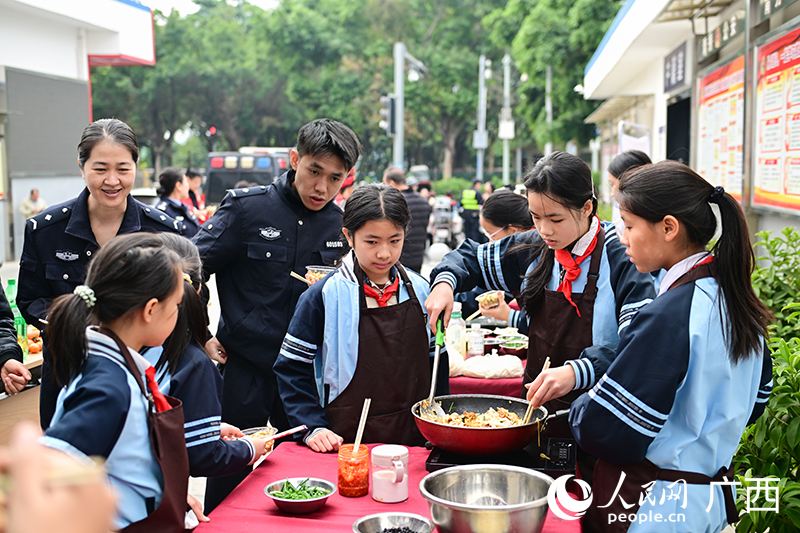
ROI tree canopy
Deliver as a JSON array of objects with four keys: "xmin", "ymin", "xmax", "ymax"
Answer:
[{"xmin": 91, "ymin": 0, "xmax": 620, "ymax": 178}]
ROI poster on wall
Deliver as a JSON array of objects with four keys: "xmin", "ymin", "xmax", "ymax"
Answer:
[
  {"xmin": 754, "ymin": 26, "xmax": 800, "ymax": 212},
  {"xmin": 696, "ymin": 54, "xmax": 744, "ymax": 202}
]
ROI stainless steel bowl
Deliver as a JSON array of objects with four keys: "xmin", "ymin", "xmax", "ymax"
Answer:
[
  {"xmin": 264, "ymin": 477, "xmax": 336, "ymax": 514},
  {"xmin": 420, "ymin": 465, "xmax": 553, "ymax": 533},
  {"xmin": 352, "ymin": 512, "xmax": 435, "ymax": 533}
]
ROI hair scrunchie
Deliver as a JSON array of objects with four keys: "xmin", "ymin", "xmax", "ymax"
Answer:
[
  {"xmin": 708, "ymin": 185, "xmax": 725, "ymax": 204},
  {"xmin": 73, "ymin": 285, "xmax": 96, "ymax": 308}
]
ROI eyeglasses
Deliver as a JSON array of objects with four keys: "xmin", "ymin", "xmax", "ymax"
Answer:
[{"xmin": 481, "ymin": 225, "xmax": 508, "ymax": 241}]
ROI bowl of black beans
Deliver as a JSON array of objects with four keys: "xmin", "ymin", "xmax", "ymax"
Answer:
[{"xmin": 352, "ymin": 512, "xmax": 434, "ymax": 533}]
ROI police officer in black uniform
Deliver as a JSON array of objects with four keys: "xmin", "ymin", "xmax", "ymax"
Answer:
[
  {"xmin": 193, "ymin": 119, "xmax": 362, "ymax": 511},
  {"xmin": 16, "ymin": 118, "xmax": 182, "ymax": 429},
  {"xmin": 156, "ymin": 167, "xmax": 201, "ymax": 238}
]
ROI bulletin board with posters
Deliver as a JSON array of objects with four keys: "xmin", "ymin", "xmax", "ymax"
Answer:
[
  {"xmin": 695, "ymin": 53, "xmax": 745, "ymax": 202},
  {"xmin": 753, "ymin": 24, "xmax": 800, "ymax": 213}
]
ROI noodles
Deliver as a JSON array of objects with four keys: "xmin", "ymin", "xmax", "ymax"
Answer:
[{"xmin": 423, "ymin": 407, "xmax": 522, "ymax": 428}]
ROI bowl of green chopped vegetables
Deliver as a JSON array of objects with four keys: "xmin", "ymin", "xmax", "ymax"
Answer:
[{"xmin": 264, "ymin": 477, "xmax": 336, "ymax": 514}]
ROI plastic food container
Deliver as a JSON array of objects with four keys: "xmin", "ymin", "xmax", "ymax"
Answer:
[
  {"xmin": 371, "ymin": 445, "xmax": 409, "ymax": 503},
  {"xmin": 305, "ymin": 265, "xmax": 336, "ymax": 284},
  {"xmin": 475, "ymin": 290, "xmax": 502, "ymax": 309}
]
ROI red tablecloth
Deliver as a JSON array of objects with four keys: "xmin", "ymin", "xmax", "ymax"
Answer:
[
  {"xmin": 196, "ymin": 441, "xmax": 581, "ymax": 532},
  {"xmin": 449, "ymin": 358, "xmax": 526, "ymax": 397}
]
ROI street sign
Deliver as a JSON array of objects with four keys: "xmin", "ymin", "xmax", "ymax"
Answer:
[{"xmin": 473, "ymin": 130, "xmax": 488, "ymax": 149}]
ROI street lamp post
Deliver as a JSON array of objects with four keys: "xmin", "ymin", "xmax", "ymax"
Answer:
[
  {"xmin": 474, "ymin": 53, "xmax": 490, "ymax": 182},
  {"xmin": 392, "ymin": 42, "xmax": 427, "ymax": 169}
]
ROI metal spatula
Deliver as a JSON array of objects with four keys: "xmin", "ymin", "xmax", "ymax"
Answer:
[{"xmin": 419, "ymin": 314, "xmax": 447, "ymax": 420}]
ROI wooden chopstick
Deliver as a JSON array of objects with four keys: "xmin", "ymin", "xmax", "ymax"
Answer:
[
  {"xmin": 523, "ymin": 357, "xmax": 551, "ymax": 425},
  {"xmin": 290, "ymin": 271, "xmax": 312, "ymax": 285},
  {"xmin": 465, "ymin": 309, "xmax": 482, "ymax": 322}
]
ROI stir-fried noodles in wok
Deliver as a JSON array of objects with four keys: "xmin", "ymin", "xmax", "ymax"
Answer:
[{"xmin": 421, "ymin": 406, "xmax": 523, "ymax": 427}]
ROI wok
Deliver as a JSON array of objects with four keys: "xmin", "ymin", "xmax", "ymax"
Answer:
[{"xmin": 411, "ymin": 394, "xmax": 548, "ymax": 456}]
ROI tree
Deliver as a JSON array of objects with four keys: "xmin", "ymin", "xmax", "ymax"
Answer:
[{"xmin": 485, "ymin": 0, "xmax": 621, "ymax": 149}]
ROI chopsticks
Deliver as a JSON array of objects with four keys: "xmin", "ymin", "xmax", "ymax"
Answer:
[
  {"xmin": 523, "ymin": 357, "xmax": 551, "ymax": 425},
  {"xmin": 352, "ymin": 397, "xmax": 371, "ymax": 456},
  {"xmin": 290, "ymin": 271, "xmax": 312, "ymax": 285},
  {"xmin": 265, "ymin": 424, "xmax": 307, "ymax": 442},
  {"xmin": 465, "ymin": 309, "xmax": 482, "ymax": 322}
]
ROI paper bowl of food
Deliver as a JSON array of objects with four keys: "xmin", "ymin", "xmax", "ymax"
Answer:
[
  {"xmin": 475, "ymin": 290, "xmax": 502, "ymax": 309},
  {"xmin": 483, "ymin": 337, "xmax": 503, "ymax": 354},
  {"xmin": 241, "ymin": 426, "xmax": 277, "ymax": 454},
  {"xmin": 501, "ymin": 341, "xmax": 528, "ymax": 358},
  {"xmin": 264, "ymin": 477, "xmax": 336, "ymax": 514},
  {"xmin": 305, "ymin": 265, "xmax": 336, "ymax": 284}
]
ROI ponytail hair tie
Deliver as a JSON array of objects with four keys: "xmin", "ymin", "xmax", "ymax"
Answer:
[
  {"xmin": 182, "ymin": 273, "xmax": 193, "ymax": 285},
  {"xmin": 73, "ymin": 285, "xmax": 96, "ymax": 308},
  {"xmin": 708, "ymin": 186, "xmax": 725, "ymax": 204}
]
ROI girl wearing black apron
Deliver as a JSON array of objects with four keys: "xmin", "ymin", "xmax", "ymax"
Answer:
[
  {"xmin": 570, "ymin": 163, "xmax": 773, "ymax": 532},
  {"xmin": 426, "ymin": 152, "xmax": 656, "ymax": 480},
  {"xmin": 274, "ymin": 183, "xmax": 449, "ymax": 453},
  {"xmin": 41, "ymin": 234, "xmax": 191, "ymax": 532}
]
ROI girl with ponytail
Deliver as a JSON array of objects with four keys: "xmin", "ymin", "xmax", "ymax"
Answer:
[
  {"xmin": 41, "ymin": 233, "xmax": 189, "ymax": 531},
  {"xmin": 426, "ymin": 151, "xmax": 657, "ymax": 481},
  {"xmin": 570, "ymin": 160, "xmax": 774, "ymax": 532}
]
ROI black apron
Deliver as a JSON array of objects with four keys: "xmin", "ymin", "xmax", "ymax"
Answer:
[
  {"xmin": 98, "ymin": 328, "xmax": 190, "ymax": 533},
  {"xmin": 583, "ymin": 263, "xmax": 739, "ymax": 532},
  {"xmin": 324, "ymin": 261, "xmax": 430, "ymax": 446},
  {"xmin": 524, "ymin": 228, "xmax": 605, "ymax": 439}
]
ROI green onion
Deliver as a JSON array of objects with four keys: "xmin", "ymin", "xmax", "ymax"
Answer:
[{"xmin": 269, "ymin": 478, "xmax": 330, "ymax": 500}]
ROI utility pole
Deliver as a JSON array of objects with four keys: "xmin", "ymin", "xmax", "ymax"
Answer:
[
  {"xmin": 545, "ymin": 65, "xmax": 553, "ymax": 155},
  {"xmin": 474, "ymin": 53, "xmax": 489, "ymax": 182},
  {"xmin": 392, "ymin": 42, "xmax": 427, "ymax": 169},
  {"xmin": 393, "ymin": 42, "xmax": 405, "ymax": 169},
  {"xmin": 499, "ymin": 53, "xmax": 514, "ymax": 186}
]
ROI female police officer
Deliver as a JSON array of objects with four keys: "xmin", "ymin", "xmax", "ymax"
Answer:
[
  {"xmin": 16, "ymin": 118, "xmax": 181, "ymax": 429},
  {"xmin": 156, "ymin": 167, "xmax": 201, "ymax": 238}
]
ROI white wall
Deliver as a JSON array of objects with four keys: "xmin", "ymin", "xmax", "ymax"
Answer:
[
  {"xmin": 0, "ymin": 9, "xmax": 83, "ymax": 80},
  {"xmin": 10, "ymin": 177, "xmax": 85, "ymax": 260}
]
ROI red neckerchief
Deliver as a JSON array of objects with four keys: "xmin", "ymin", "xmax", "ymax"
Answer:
[
  {"xmin": 363, "ymin": 276, "xmax": 400, "ymax": 307},
  {"xmin": 553, "ymin": 219, "xmax": 600, "ymax": 317},
  {"xmin": 145, "ymin": 366, "xmax": 172, "ymax": 412},
  {"xmin": 694, "ymin": 255, "xmax": 714, "ymax": 268}
]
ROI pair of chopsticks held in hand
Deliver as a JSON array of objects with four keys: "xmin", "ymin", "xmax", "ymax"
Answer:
[{"xmin": 522, "ymin": 357, "xmax": 551, "ymax": 425}]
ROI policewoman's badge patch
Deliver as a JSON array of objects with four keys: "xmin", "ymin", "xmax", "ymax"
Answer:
[
  {"xmin": 259, "ymin": 227, "xmax": 281, "ymax": 240},
  {"xmin": 55, "ymin": 250, "xmax": 79, "ymax": 261}
]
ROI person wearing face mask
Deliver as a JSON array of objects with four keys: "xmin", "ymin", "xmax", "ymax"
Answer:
[
  {"xmin": 156, "ymin": 167, "xmax": 201, "ymax": 238},
  {"xmin": 425, "ymin": 152, "xmax": 656, "ymax": 482},
  {"xmin": 193, "ymin": 118, "xmax": 362, "ymax": 511},
  {"xmin": 16, "ymin": 118, "xmax": 182, "ymax": 430},
  {"xmin": 455, "ymin": 189, "xmax": 533, "ymax": 318}
]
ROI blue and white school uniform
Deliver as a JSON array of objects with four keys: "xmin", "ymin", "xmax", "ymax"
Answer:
[
  {"xmin": 42, "ymin": 328, "xmax": 163, "ymax": 530},
  {"xmin": 143, "ymin": 342, "xmax": 255, "ymax": 477},
  {"xmin": 570, "ymin": 253, "xmax": 773, "ymax": 532},
  {"xmin": 431, "ymin": 219, "xmax": 655, "ymax": 390},
  {"xmin": 274, "ymin": 252, "xmax": 448, "ymax": 444}
]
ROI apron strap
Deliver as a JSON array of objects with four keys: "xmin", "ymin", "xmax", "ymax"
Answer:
[
  {"xmin": 583, "ymin": 225, "xmax": 605, "ymax": 297},
  {"xmin": 648, "ymin": 459, "xmax": 740, "ymax": 524},
  {"xmin": 668, "ymin": 262, "xmax": 714, "ymax": 291},
  {"xmin": 353, "ymin": 258, "xmax": 420, "ymax": 311},
  {"xmin": 96, "ymin": 327, "xmax": 150, "ymax": 401}
]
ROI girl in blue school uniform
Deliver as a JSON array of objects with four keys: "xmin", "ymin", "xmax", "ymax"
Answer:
[
  {"xmin": 143, "ymin": 233, "xmax": 270, "ymax": 477},
  {"xmin": 569, "ymin": 161, "xmax": 773, "ymax": 533},
  {"xmin": 40, "ymin": 233, "xmax": 189, "ymax": 531},
  {"xmin": 426, "ymin": 152, "xmax": 656, "ymax": 478},
  {"xmin": 274, "ymin": 183, "xmax": 449, "ymax": 453}
]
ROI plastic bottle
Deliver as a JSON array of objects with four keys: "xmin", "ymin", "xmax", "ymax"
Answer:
[
  {"xmin": 467, "ymin": 323, "xmax": 484, "ymax": 358},
  {"xmin": 445, "ymin": 302, "xmax": 466, "ymax": 357},
  {"xmin": 5, "ymin": 279, "xmax": 28, "ymax": 361}
]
